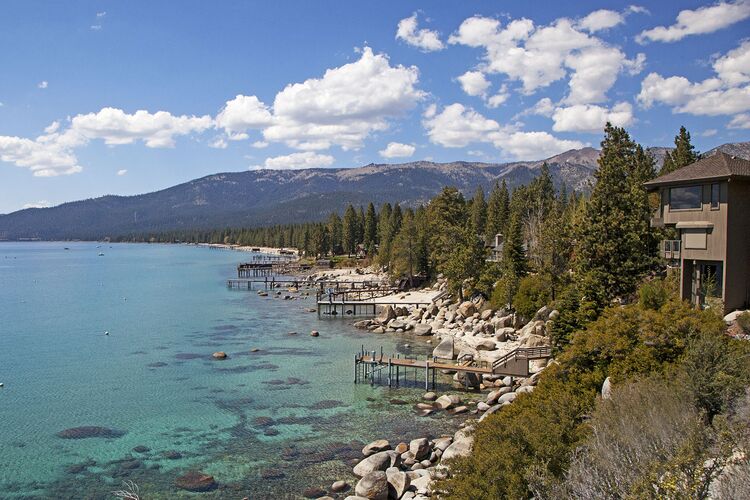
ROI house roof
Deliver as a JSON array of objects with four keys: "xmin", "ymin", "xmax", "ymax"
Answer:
[{"xmin": 644, "ymin": 152, "xmax": 750, "ymax": 189}]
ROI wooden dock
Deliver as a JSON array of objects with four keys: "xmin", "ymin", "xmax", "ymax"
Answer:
[
  {"xmin": 317, "ymin": 289, "xmax": 444, "ymax": 318},
  {"xmin": 354, "ymin": 346, "xmax": 552, "ymax": 390},
  {"xmin": 227, "ymin": 277, "xmax": 385, "ymax": 291}
]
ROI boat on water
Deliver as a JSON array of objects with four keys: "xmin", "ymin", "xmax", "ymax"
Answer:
[{"xmin": 98, "ymin": 253, "xmax": 104, "ymax": 256}]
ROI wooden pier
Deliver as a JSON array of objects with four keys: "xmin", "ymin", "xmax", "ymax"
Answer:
[
  {"xmin": 227, "ymin": 277, "xmax": 385, "ymax": 291},
  {"xmin": 354, "ymin": 345, "xmax": 552, "ymax": 390},
  {"xmin": 317, "ymin": 289, "xmax": 442, "ymax": 318}
]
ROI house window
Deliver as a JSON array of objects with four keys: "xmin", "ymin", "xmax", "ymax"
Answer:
[
  {"xmin": 710, "ymin": 183, "xmax": 720, "ymax": 210},
  {"xmin": 669, "ymin": 185, "xmax": 702, "ymax": 210}
]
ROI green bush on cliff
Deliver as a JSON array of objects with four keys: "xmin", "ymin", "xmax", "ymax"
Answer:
[
  {"xmin": 512, "ymin": 274, "xmax": 550, "ymax": 321},
  {"xmin": 436, "ymin": 286, "xmax": 736, "ymax": 499}
]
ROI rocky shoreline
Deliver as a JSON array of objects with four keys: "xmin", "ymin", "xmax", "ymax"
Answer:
[{"xmin": 310, "ymin": 276, "xmax": 557, "ymax": 500}]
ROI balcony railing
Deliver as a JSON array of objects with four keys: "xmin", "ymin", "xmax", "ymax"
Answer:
[{"xmin": 663, "ymin": 240, "xmax": 681, "ymax": 261}]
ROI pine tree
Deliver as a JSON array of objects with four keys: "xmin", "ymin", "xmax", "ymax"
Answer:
[
  {"xmin": 357, "ymin": 206, "xmax": 366, "ymax": 248},
  {"xmin": 470, "ymin": 186, "xmax": 487, "ymax": 237},
  {"xmin": 327, "ymin": 213, "xmax": 343, "ymax": 255},
  {"xmin": 538, "ymin": 192, "xmax": 573, "ymax": 301},
  {"xmin": 364, "ymin": 202, "xmax": 378, "ymax": 253},
  {"xmin": 390, "ymin": 209, "xmax": 418, "ymax": 285},
  {"xmin": 342, "ymin": 204, "xmax": 359, "ymax": 256},
  {"xmin": 377, "ymin": 203, "xmax": 393, "ymax": 267},
  {"xmin": 659, "ymin": 126, "xmax": 699, "ymax": 175},
  {"xmin": 492, "ymin": 212, "xmax": 527, "ymax": 309},
  {"xmin": 486, "ymin": 180, "xmax": 510, "ymax": 242},
  {"xmin": 575, "ymin": 123, "xmax": 658, "ymax": 317}
]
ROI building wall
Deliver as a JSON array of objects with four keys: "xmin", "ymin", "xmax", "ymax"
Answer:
[
  {"xmin": 661, "ymin": 182, "xmax": 728, "ymax": 263},
  {"xmin": 725, "ymin": 180, "xmax": 750, "ymax": 312}
]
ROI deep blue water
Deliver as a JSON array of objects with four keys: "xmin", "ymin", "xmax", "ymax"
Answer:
[{"xmin": 0, "ymin": 242, "xmax": 458, "ymax": 499}]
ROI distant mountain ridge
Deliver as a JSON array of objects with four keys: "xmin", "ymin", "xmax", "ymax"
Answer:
[{"xmin": 0, "ymin": 142, "xmax": 747, "ymax": 241}]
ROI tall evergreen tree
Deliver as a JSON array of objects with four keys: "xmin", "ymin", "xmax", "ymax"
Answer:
[
  {"xmin": 660, "ymin": 126, "xmax": 699, "ymax": 175},
  {"xmin": 390, "ymin": 209, "xmax": 418, "ymax": 285},
  {"xmin": 492, "ymin": 211, "xmax": 527, "ymax": 309},
  {"xmin": 342, "ymin": 204, "xmax": 359, "ymax": 256},
  {"xmin": 377, "ymin": 203, "xmax": 394, "ymax": 267},
  {"xmin": 327, "ymin": 213, "xmax": 343, "ymax": 255},
  {"xmin": 364, "ymin": 202, "xmax": 378, "ymax": 253},
  {"xmin": 357, "ymin": 206, "xmax": 366, "ymax": 248},
  {"xmin": 486, "ymin": 180, "xmax": 510, "ymax": 242},
  {"xmin": 575, "ymin": 123, "xmax": 658, "ymax": 318},
  {"xmin": 470, "ymin": 186, "xmax": 487, "ymax": 237}
]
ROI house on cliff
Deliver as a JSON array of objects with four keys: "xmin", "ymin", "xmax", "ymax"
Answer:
[{"xmin": 645, "ymin": 152, "xmax": 750, "ymax": 314}]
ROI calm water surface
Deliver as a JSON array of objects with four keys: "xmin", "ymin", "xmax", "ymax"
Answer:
[{"xmin": 0, "ymin": 242, "xmax": 461, "ymax": 499}]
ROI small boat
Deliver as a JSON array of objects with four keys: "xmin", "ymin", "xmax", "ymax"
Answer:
[
  {"xmin": 98, "ymin": 253, "xmax": 104, "ymax": 256},
  {"xmin": 64, "ymin": 247, "xmax": 70, "ymax": 250}
]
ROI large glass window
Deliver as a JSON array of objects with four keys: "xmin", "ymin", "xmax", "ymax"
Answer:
[
  {"xmin": 711, "ymin": 183, "xmax": 720, "ymax": 209},
  {"xmin": 669, "ymin": 185, "xmax": 702, "ymax": 210}
]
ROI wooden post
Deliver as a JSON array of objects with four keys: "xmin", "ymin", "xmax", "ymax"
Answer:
[{"xmin": 425, "ymin": 359, "xmax": 429, "ymax": 390}]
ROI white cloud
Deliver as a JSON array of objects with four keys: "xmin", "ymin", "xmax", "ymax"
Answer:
[
  {"xmin": 0, "ymin": 132, "xmax": 83, "ymax": 177},
  {"xmin": 38, "ymin": 81, "xmax": 48, "ymax": 89},
  {"xmin": 448, "ymin": 13, "xmax": 639, "ymax": 105},
  {"xmin": 637, "ymin": 41, "xmax": 750, "ymax": 118},
  {"xmin": 423, "ymin": 103, "xmax": 501, "ymax": 148},
  {"xmin": 208, "ymin": 137, "xmax": 228, "ymax": 149},
  {"xmin": 90, "ymin": 25, "xmax": 102, "ymax": 31},
  {"xmin": 1, "ymin": 107, "xmax": 212, "ymax": 176},
  {"xmin": 396, "ymin": 13, "xmax": 445, "ymax": 52},
  {"xmin": 423, "ymin": 103, "xmax": 585, "ymax": 159},
  {"xmin": 264, "ymin": 47, "xmax": 424, "ymax": 150},
  {"xmin": 251, "ymin": 140, "xmax": 269, "ymax": 148},
  {"xmin": 262, "ymin": 151, "xmax": 335, "ymax": 170},
  {"xmin": 117, "ymin": 169, "xmax": 128, "ymax": 176},
  {"xmin": 215, "ymin": 94, "xmax": 273, "ymax": 139},
  {"xmin": 457, "ymin": 70, "xmax": 491, "ymax": 97},
  {"xmin": 44, "ymin": 121, "xmax": 60, "ymax": 134},
  {"xmin": 379, "ymin": 142, "xmax": 416, "ymax": 158},
  {"xmin": 577, "ymin": 9, "xmax": 624, "ymax": 32},
  {"xmin": 714, "ymin": 40, "xmax": 750, "ymax": 86},
  {"xmin": 486, "ymin": 87, "xmax": 510, "ymax": 108},
  {"xmin": 637, "ymin": 1, "xmax": 750, "ymax": 44},
  {"xmin": 702, "ymin": 128, "xmax": 718, "ymax": 136},
  {"xmin": 552, "ymin": 102, "xmax": 634, "ymax": 132},
  {"xmin": 22, "ymin": 200, "xmax": 51, "ymax": 209},
  {"xmin": 96, "ymin": 11, "xmax": 106, "ymax": 18},
  {"xmin": 728, "ymin": 113, "xmax": 750, "ymax": 128},
  {"xmin": 70, "ymin": 107, "xmax": 213, "ymax": 148},
  {"xmin": 523, "ymin": 97, "xmax": 556, "ymax": 117}
]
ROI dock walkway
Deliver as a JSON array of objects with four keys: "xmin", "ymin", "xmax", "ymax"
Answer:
[{"xmin": 354, "ymin": 345, "xmax": 552, "ymax": 390}]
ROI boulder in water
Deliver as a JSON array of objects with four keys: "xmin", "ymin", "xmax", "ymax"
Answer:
[
  {"xmin": 56, "ymin": 426, "xmax": 125, "ymax": 439},
  {"xmin": 174, "ymin": 470, "xmax": 217, "ymax": 492}
]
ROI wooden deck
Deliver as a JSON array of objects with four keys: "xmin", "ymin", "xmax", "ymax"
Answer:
[{"xmin": 354, "ymin": 346, "xmax": 552, "ymax": 390}]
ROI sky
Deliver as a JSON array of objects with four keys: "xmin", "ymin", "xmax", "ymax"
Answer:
[{"xmin": 1, "ymin": 1, "xmax": 749, "ymax": 214}]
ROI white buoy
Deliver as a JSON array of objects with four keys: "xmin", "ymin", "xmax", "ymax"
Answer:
[
  {"xmin": 0, "ymin": 383, "xmax": 4, "ymax": 388},
  {"xmin": 104, "ymin": 331, "xmax": 109, "ymax": 336}
]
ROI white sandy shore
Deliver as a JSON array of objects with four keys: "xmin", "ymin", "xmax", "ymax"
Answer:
[{"xmin": 197, "ymin": 243, "xmax": 298, "ymax": 256}]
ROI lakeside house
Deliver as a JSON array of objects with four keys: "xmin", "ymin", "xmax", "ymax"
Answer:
[
  {"xmin": 486, "ymin": 233, "xmax": 504, "ymax": 262},
  {"xmin": 645, "ymin": 152, "xmax": 750, "ymax": 314}
]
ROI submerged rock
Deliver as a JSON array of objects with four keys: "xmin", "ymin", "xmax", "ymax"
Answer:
[
  {"xmin": 212, "ymin": 351, "xmax": 228, "ymax": 360},
  {"xmin": 56, "ymin": 426, "xmax": 126, "ymax": 439},
  {"xmin": 174, "ymin": 470, "xmax": 217, "ymax": 492}
]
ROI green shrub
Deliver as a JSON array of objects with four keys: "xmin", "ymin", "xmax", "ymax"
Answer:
[
  {"xmin": 638, "ymin": 278, "xmax": 669, "ymax": 310},
  {"xmin": 737, "ymin": 311, "xmax": 750, "ymax": 333},
  {"xmin": 512, "ymin": 274, "xmax": 550, "ymax": 321},
  {"xmin": 435, "ymin": 365, "xmax": 595, "ymax": 499}
]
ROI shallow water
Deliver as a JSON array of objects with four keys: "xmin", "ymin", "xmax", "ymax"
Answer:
[{"xmin": 0, "ymin": 242, "xmax": 463, "ymax": 499}]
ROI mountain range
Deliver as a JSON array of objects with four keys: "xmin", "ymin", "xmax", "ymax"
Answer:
[{"xmin": 1, "ymin": 142, "xmax": 748, "ymax": 241}]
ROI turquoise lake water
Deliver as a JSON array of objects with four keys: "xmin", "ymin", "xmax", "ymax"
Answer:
[{"xmin": 0, "ymin": 242, "xmax": 461, "ymax": 499}]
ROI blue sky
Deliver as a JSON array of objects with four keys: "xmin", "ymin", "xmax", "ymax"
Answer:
[{"xmin": 1, "ymin": 1, "xmax": 749, "ymax": 213}]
